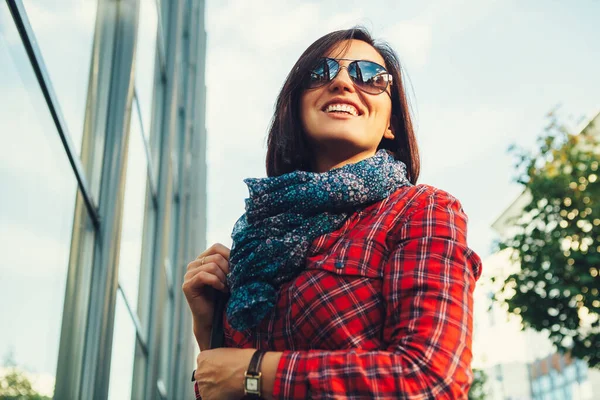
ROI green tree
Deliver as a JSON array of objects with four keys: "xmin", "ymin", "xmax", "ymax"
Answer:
[
  {"xmin": 0, "ymin": 350, "xmax": 51, "ymax": 400},
  {"xmin": 468, "ymin": 368, "xmax": 488, "ymax": 400},
  {"xmin": 0, "ymin": 369, "xmax": 51, "ymax": 400},
  {"xmin": 494, "ymin": 111, "xmax": 600, "ymax": 368}
]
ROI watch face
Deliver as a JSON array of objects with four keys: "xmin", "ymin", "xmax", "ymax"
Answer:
[{"xmin": 246, "ymin": 377, "xmax": 259, "ymax": 391}]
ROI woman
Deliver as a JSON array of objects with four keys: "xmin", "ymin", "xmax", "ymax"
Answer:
[{"xmin": 183, "ymin": 26, "xmax": 482, "ymax": 399}]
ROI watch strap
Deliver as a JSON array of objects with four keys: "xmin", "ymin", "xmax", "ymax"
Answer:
[{"xmin": 247, "ymin": 350, "xmax": 266, "ymax": 375}]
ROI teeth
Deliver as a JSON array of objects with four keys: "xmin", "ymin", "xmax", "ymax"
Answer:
[{"xmin": 325, "ymin": 103, "xmax": 358, "ymax": 116}]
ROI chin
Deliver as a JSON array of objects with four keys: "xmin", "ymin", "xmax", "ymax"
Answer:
[
  {"xmin": 311, "ymin": 133, "xmax": 370, "ymax": 154},
  {"xmin": 313, "ymin": 131, "xmax": 360, "ymax": 143}
]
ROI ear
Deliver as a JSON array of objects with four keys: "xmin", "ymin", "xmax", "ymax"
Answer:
[{"xmin": 383, "ymin": 115, "xmax": 397, "ymax": 140}]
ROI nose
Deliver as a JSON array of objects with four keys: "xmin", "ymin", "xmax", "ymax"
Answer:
[{"xmin": 328, "ymin": 66, "xmax": 355, "ymax": 93}]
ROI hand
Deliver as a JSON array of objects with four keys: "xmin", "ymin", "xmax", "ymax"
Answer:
[
  {"xmin": 183, "ymin": 243, "xmax": 231, "ymax": 338},
  {"xmin": 194, "ymin": 348, "xmax": 255, "ymax": 400}
]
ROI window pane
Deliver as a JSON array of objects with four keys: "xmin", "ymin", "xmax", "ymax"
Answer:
[
  {"xmin": 22, "ymin": 0, "xmax": 97, "ymax": 154},
  {"xmin": 553, "ymin": 370, "xmax": 564, "ymax": 387},
  {"xmin": 0, "ymin": 4, "xmax": 77, "ymax": 397},
  {"xmin": 135, "ymin": 0, "xmax": 158, "ymax": 139},
  {"xmin": 540, "ymin": 375, "xmax": 551, "ymax": 391},
  {"xmin": 565, "ymin": 365, "xmax": 576, "ymax": 381},
  {"xmin": 118, "ymin": 101, "xmax": 149, "ymax": 314},
  {"xmin": 108, "ymin": 290, "xmax": 137, "ymax": 400},
  {"xmin": 159, "ymin": 292, "xmax": 174, "ymax": 393}
]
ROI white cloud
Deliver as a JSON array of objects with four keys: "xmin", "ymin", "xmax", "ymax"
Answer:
[
  {"xmin": 0, "ymin": 84, "xmax": 75, "ymax": 201},
  {"xmin": 22, "ymin": 1, "xmax": 97, "ymax": 34},
  {"xmin": 420, "ymin": 0, "xmax": 506, "ymax": 37},
  {"xmin": 383, "ymin": 20, "xmax": 433, "ymax": 69},
  {"xmin": 322, "ymin": 10, "xmax": 369, "ymax": 32},
  {"xmin": 0, "ymin": 222, "xmax": 73, "ymax": 278},
  {"xmin": 0, "ymin": 218, "xmax": 72, "ymax": 373},
  {"xmin": 382, "ymin": 0, "xmax": 506, "ymax": 70},
  {"xmin": 417, "ymin": 104, "xmax": 521, "ymax": 170},
  {"xmin": 208, "ymin": 0, "xmax": 322, "ymax": 52}
]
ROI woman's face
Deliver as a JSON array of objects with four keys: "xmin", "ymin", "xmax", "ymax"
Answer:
[{"xmin": 300, "ymin": 39, "xmax": 395, "ymax": 172}]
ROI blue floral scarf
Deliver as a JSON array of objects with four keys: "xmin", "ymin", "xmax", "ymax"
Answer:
[{"xmin": 226, "ymin": 149, "xmax": 412, "ymax": 331}]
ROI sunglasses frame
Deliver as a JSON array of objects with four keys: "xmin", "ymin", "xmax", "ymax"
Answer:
[{"xmin": 307, "ymin": 57, "xmax": 393, "ymax": 96}]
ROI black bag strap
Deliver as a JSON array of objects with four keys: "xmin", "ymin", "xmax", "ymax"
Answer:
[{"xmin": 209, "ymin": 290, "xmax": 230, "ymax": 348}]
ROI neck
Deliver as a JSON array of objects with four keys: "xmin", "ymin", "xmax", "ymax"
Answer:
[{"xmin": 311, "ymin": 148, "xmax": 378, "ymax": 173}]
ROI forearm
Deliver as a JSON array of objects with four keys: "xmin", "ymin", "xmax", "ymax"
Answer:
[
  {"xmin": 193, "ymin": 319, "xmax": 212, "ymax": 351},
  {"xmin": 271, "ymin": 348, "xmax": 471, "ymax": 399}
]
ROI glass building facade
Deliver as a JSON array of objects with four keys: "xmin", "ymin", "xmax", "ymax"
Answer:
[
  {"xmin": 529, "ymin": 353, "xmax": 595, "ymax": 400},
  {"xmin": 0, "ymin": 0, "xmax": 207, "ymax": 398}
]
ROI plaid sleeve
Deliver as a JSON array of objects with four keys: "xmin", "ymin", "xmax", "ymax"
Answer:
[{"xmin": 272, "ymin": 188, "xmax": 482, "ymax": 399}]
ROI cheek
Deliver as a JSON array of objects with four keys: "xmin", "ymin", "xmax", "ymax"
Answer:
[
  {"xmin": 370, "ymin": 100, "xmax": 392, "ymax": 128},
  {"xmin": 299, "ymin": 92, "xmax": 319, "ymax": 130}
]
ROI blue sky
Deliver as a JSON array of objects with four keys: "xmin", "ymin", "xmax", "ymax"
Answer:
[{"xmin": 204, "ymin": 0, "xmax": 600, "ymax": 259}]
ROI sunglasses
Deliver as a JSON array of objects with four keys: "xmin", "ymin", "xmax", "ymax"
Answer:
[{"xmin": 306, "ymin": 57, "xmax": 393, "ymax": 95}]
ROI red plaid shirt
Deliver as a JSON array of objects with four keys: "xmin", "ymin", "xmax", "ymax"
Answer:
[{"xmin": 224, "ymin": 184, "xmax": 482, "ymax": 399}]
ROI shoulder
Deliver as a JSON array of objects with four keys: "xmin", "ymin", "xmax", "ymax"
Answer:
[
  {"xmin": 382, "ymin": 184, "xmax": 482, "ymax": 279},
  {"xmin": 366, "ymin": 184, "xmax": 470, "ymax": 246},
  {"xmin": 384, "ymin": 184, "xmax": 465, "ymax": 219}
]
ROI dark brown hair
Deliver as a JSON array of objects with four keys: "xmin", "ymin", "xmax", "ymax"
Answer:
[{"xmin": 265, "ymin": 26, "xmax": 420, "ymax": 184}]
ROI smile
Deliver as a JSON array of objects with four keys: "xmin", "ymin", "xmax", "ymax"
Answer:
[{"xmin": 324, "ymin": 103, "xmax": 359, "ymax": 116}]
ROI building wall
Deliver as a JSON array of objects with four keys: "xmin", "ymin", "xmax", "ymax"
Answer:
[{"xmin": 0, "ymin": 1, "xmax": 207, "ymax": 399}]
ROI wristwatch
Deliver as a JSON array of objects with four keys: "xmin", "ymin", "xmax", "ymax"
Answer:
[{"xmin": 244, "ymin": 350, "xmax": 267, "ymax": 398}]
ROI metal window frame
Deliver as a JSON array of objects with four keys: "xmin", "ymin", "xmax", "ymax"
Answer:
[
  {"xmin": 142, "ymin": 0, "xmax": 186, "ymax": 398},
  {"xmin": 77, "ymin": 0, "xmax": 140, "ymax": 398},
  {"xmin": 154, "ymin": 0, "xmax": 167, "ymax": 79},
  {"xmin": 168, "ymin": 1, "xmax": 208, "ymax": 397},
  {"xmin": 174, "ymin": 0, "xmax": 209, "ymax": 395},
  {"xmin": 130, "ymin": 0, "xmax": 176, "ymax": 397}
]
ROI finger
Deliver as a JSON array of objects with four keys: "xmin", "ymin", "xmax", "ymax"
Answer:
[
  {"xmin": 191, "ymin": 271, "xmax": 226, "ymax": 291},
  {"xmin": 196, "ymin": 243, "xmax": 231, "ymax": 262},
  {"xmin": 186, "ymin": 261, "xmax": 227, "ymax": 285},
  {"xmin": 183, "ymin": 267, "xmax": 224, "ymax": 288},
  {"xmin": 187, "ymin": 253, "xmax": 230, "ymax": 275},
  {"xmin": 182, "ymin": 269, "xmax": 227, "ymax": 296}
]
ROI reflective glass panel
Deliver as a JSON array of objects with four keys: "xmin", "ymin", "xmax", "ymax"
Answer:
[
  {"xmin": 135, "ymin": 0, "xmax": 158, "ymax": 139},
  {"xmin": 565, "ymin": 365, "xmax": 576, "ymax": 381},
  {"xmin": 159, "ymin": 291, "xmax": 174, "ymax": 393},
  {"xmin": 0, "ymin": 4, "xmax": 78, "ymax": 397},
  {"xmin": 107, "ymin": 290, "xmax": 136, "ymax": 400},
  {"xmin": 117, "ymin": 101, "xmax": 149, "ymax": 314},
  {"xmin": 23, "ymin": 0, "xmax": 97, "ymax": 154},
  {"xmin": 552, "ymin": 370, "xmax": 564, "ymax": 388},
  {"xmin": 540, "ymin": 375, "xmax": 551, "ymax": 391}
]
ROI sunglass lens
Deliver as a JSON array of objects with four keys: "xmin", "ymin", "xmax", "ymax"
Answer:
[
  {"xmin": 307, "ymin": 58, "xmax": 338, "ymax": 88},
  {"xmin": 352, "ymin": 61, "xmax": 390, "ymax": 94}
]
